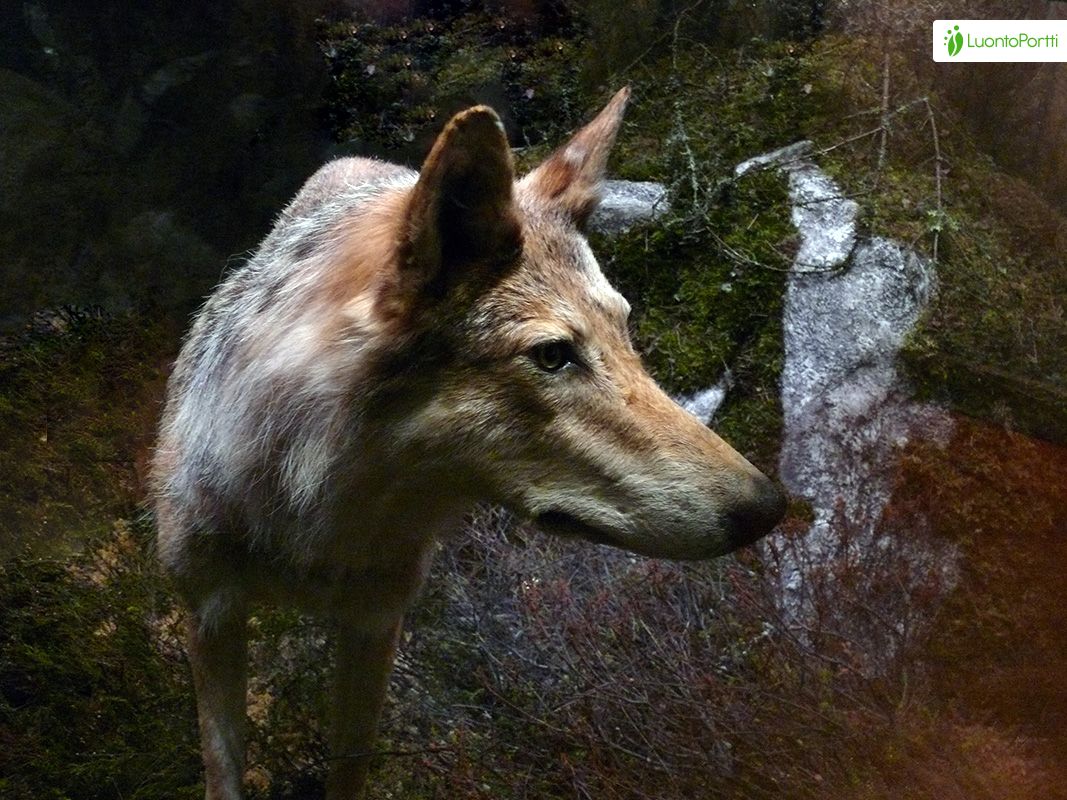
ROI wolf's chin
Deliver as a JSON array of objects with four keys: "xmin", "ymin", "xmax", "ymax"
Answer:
[
  {"xmin": 532, "ymin": 508, "xmax": 739, "ymax": 561},
  {"xmin": 533, "ymin": 510, "xmax": 626, "ymax": 548}
]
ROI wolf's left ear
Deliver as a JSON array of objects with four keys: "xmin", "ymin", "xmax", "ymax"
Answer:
[
  {"xmin": 519, "ymin": 86, "xmax": 630, "ymax": 227},
  {"xmin": 399, "ymin": 106, "xmax": 522, "ymax": 300}
]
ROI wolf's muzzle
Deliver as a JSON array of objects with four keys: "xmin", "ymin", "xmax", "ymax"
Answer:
[{"xmin": 725, "ymin": 475, "xmax": 787, "ymax": 549}]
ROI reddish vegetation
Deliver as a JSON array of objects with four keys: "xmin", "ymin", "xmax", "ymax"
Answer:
[{"xmin": 893, "ymin": 415, "xmax": 1067, "ymax": 794}]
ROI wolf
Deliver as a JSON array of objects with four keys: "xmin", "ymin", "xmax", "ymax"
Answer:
[{"xmin": 151, "ymin": 87, "xmax": 786, "ymax": 799}]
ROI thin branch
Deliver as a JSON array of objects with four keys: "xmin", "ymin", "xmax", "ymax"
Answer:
[
  {"xmin": 325, "ymin": 744, "xmax": 456, "ymax": 762},
  {"xmin": 707, "ymin": 229, "xmax": 845, "ymax": 275},
  {"xmin": 609, "ymin": 0, "xmax": 708, "ymax": 82},
  {"xmin": 668, "ymin": 4, "xmax": 703, "ymax": 206},
  {"xmin": 876, "ymin": 52, "xmax": 891, "ymax": 175},
  {"xmin": 923, "ymin": 97, "xmax": 944, "ymax": 265}
]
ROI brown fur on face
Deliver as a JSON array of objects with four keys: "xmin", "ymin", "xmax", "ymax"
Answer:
[
  {"xmin": 364, "ymin": 201, "xmax": 778, "ymax": 560},
  {"xmin": 298, "ymin": 87, "xmax": 784, "ymax": 562}
]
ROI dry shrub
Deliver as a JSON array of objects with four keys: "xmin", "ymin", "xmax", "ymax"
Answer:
[
  {"xmin": 892, "ymin": 417, "xmax": 1067, "ymax": 786},
  {"xmin": 378, "ymin": 499, "xmax": 1039, "ymax": 799}
]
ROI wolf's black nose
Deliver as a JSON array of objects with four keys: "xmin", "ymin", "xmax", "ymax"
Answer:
[{"xmin": 727, "ymin": 475, "xmax": 787, "ymax": 549}]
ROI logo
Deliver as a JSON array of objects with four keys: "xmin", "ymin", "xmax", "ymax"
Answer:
[
  {"xmin": 944, "ymin": 24, "xmax": 964, "ymax": 56},
  {"xmin": 933, "ymin": 20, "xmax": 1067, "ymax": 63}
]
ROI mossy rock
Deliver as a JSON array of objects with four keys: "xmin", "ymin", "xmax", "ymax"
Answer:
[{"xmin": 795, "ymin": 36, "xmax": 1067, "ymax": 442}]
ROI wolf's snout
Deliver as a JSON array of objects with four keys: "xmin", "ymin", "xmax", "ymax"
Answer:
[{"xmin": 725, "ymin": 474, "xmax": 787, "ymax": 549}]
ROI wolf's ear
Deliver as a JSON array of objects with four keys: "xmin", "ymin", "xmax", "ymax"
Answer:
[
  {"xmin": 399, "ymin": 106, "xmax": 521, "ymax": 299},
  {"xmin": 519, "ymin": 86, "xmax": 630, "ymax": 227}
]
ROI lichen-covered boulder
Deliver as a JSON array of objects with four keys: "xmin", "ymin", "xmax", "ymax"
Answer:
[{"xmin": 589, "ymin": 180, "xmax": 669, "ymax": 235}]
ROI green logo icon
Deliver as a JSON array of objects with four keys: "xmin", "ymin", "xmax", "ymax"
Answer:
[{"xmin": 945, "ymin": 24, "xmax": 964, "ymax": 56}]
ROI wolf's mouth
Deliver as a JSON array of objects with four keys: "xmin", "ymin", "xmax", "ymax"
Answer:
[{"xmin": 534, "ymin": 511, "xmax": 624, "ymax": 548}]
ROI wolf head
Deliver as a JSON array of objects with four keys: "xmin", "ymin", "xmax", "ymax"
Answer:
[{"xmin": 360, "ymin": 88, "xmax": 785, "ymax": 559}]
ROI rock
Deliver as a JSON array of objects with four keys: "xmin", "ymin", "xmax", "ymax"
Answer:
[
  {"xmin": 781, "ymin": 238, "xmax": 935, "ymax": 428},
  {"xmin": 734, "ymin": 140, "xmax": 814, "ymax": 178},
  {"xmin": 737, "ymin": 140, "xmax": 857, "ymax": 271},
  {"xmin": 779, "ymin": 236, "xmax": 949, "ymax": 547},
  {"xmin": 676, "ymin": 372, "xmax": 732, "ymax": 425},
  {"xmin": 785, "ymin": 161, "xmax": 858, "ymax": 272},
  {"xmin": 767, "ymin": 148, "xmax": 945, "ymax": 527},
  {"xmin": 589, "ymin": 180, "xmax": 669, "ymax": 235},
  {"xmin": 738, "ymin": 142, "xmax": 957, "ymax": 667}
]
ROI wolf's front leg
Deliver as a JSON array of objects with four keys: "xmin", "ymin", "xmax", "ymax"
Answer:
[
  {"xmin": 186, "ymin": 608, "xmax": 249, "ymax": 800},
  {"xmin": 325, "ymin": 618, "xmax": 403, "ymax": 800}
]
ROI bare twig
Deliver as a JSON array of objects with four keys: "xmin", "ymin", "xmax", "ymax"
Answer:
[
  {"xmin": 605, "ymin": 0, "xmax": 708, "ymax": 84},
  {"xmin": 706, "ymin": 229, "xmax": 844, "ymax": 275},
  {"xmin": 668, "ymin": 4, "xmax": 703, "ymax": 207},
  {"xmin": 326, "ymin": 745, "xmax": 456, "ymax": 762},
  {"xmin": 923, "ymin": 97, "xmax": 944, "ymax": 264},
  {"xmin": 876, "ymin": 53, "xmax": 891, "ymax": 175}
]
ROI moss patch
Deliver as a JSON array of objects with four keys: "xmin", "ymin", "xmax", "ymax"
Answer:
[
  {"xmin": 0, "ymin": 312, "xmax": 176, "ymax": 557},
  {"xmin": 791, "ymin": 36, "xmax": 1067, "ymax": 442},
  {"xmin": 0, "ymin": 517, "xmax": 201, "ymax": 800},
  {"xmin": 901, "ymin": 164, "xmax": 1067, "ymax": 442},
  {"xmin": 592, "ymin": 41, "xmax": 821, "ymax": 469},
  {"xmin": 0, "ymin": 314, "xmax": 193, "ymax": 796}
]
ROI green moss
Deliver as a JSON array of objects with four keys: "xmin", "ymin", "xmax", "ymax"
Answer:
[
  {"xmin": 589, "ymin": 42, "xmax": 818, "ymax": 469},
  {"xmin": 899, "ymin": 161, "xmax": 1067, "ymax": 441},
  {"xmin": 0, "ymin": 314, "xmax": 198, "ymax": 796},
  {"xmin": 795, "ymin": 36, "xmax": 1067, "ymax": 441},
  {"xmin": 0, "ymin": 312, "xmax": 175, "ymax": 557},
  {"xmin": 0, "ymin": 516, "xmax": 201, "ymax": 800}
]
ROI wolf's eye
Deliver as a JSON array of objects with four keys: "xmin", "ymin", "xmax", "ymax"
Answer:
[{"xmin": 530, "ymin": 340, "xmax": 575, "ymax": 373}]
